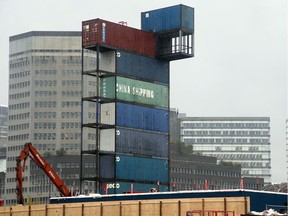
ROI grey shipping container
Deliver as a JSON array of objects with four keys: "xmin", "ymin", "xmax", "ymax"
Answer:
[{"xmin": 141, "ymin": 4, "xmax": 194, "ymax": 33}]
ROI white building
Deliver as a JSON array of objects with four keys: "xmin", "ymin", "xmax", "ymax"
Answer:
[
  {"xmin": 180, "ymin": 117, "xmax": 271, "ymax": 184},
  {"xmin": 6, "ymin": 31, "xmax": 96, "ymax": 205}
]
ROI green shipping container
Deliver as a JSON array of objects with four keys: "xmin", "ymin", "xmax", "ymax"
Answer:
[{"xmin": 100, "ymin": 76, "xmax": 168, "ymax": 108}]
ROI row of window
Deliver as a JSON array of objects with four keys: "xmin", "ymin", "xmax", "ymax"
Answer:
[
  {"xmin": 9, "ymin": 81, "xmax": 30, "ymax": 89},
  {"xmin": 34, "ymin": 112, "xmax": 56, "ymax": 118},
  {"xmin": 34, "ymin": 133, "xmax": 56, "ymax": 140},
  {"xmin": 8, "ymin": 133, "xmax": 29, "ymax": 141},
  {"xmin": 9, "ymin": 70, "xmax": 30, "ymax": 79},
  {"xmin": 170, "ymin": 167, "xmax": 240, "ymax": 178},
  {"xmin": 183, "ymin": 130, "xmax": 269, "ymax": 136},
  {"xmin": 61, "ymin": 101, "xmax": 81, "ymax": 107},
  {"xmin": 61, "ymin": 143, "xmax": 80, "ymax": 150},
  {"xmin": 193, "ymin": 145, "xmax": 269, "ymax": 152},
  {"xmin": 35, "ymin": 69, "xmax": 57, "ymax": 75},
  {"xmin": 35, "ymin": 91, "xmax": 57, "ymax": 97},
  {"xmin": 62, "ymin": 91, "xmax": 81, "ymax": 97},
  {"xmin": 9, "ymin": 102, "xmax": 30, "ymax": 110},
  {"xmin": 182, "ymin": 122, "xmax": 269, "ymax": 129},
  {"xmin": 9, "ymin": 60, "xmax": 30, "ymax": 68},
  {"xmin": 62, "ymin": 70, "xmax": 81, "ymax": 75},
  {"xmin": 9, "ymin": 123, "xmax": 29, "ymax": 131},
  {"xmin": 9, "ymin": 91, "xmax": 30, "ymax": 100},
  {"xmin": 35, "ymin": 101, "xmax": 56, "ymax": 108},
  {"xmin": 61, "ymin": 133, "xmax": 81, "ymax": 140},
  {"xmin": 184, "ymin": 138, "xmax": 270, "ymax": 144},
  {"xmin": 35, "ymin": 80, "xmax": 57, "ymax": 87},
  {"xmin": 61, "ymin": 122, "xmax": 81, "ymax": 129},
  {"xmin": 34, "ymin": 122, "xmax": 56, "ymax": 129},
  {"xmin": 61, "ymin": 112, "xmax": 81, "ymax": 118},
  {"xmin": 62, "ymin": 80, "xmax": 81, "ymax": 86},
  {"xmin": 56, "ymin": 162, "xmax": 80, "ymax": 169},
  {"xmin": 211, "ymin": 153, "xmax": 267, "ymax": 160},
  {"xmin": 34, "ymin": 56, "xmax": 56, "ymax": 65}
]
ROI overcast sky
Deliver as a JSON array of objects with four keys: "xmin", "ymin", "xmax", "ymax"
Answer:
[{"xmin": 0, "ymin": 0, "xmax": 287, "ymax": 183}]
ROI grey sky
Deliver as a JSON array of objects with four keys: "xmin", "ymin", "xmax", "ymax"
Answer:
[{"xmin": 0, "ymin": 0, "xmax": 287, "ymax": 182}]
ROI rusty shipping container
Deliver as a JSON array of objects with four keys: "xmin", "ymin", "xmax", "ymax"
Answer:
[{"xmin": 82, "ymin": 19, "xmax": 157, "ymax": 57}]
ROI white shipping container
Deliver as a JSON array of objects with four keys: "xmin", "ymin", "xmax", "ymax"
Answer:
[
  {"xmin": 99, "ymin": 51, "xmax": 116, "ymax": 72},
  {"xmin": 101, "ymin": 103, "xmax": 115, "ymax": 125},
  {"xmin": 100, "ymin": 128, "xmax": 115, "ymax": 152}
]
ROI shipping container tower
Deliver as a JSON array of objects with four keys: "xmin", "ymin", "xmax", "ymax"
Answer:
[{"xmin": 80, "ymin": 5, "xmax": 194, "ymax": 194}]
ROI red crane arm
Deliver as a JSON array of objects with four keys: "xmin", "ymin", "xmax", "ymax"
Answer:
[{"xmin": 16, "ymin": 142, "xmax": 71, "ymax": 204}]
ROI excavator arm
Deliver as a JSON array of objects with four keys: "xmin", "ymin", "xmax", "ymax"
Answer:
[{"xmin": 16, "ymin": 142, "xmax": 71, "ymax": 204}]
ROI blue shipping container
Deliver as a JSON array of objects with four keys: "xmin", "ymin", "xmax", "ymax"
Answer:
[
  {"xmin": 141, "ymin": 4, "xmax": 194, "ymax": 33},
  {"xmin": 116, "ymin": 51, "xmax": 169, "ymax": 84},
  {"xmin": 100, "ymin": 155, "xmax": 115, "ymax": 178},
  {"xmin": 116, "ymin": 102, "xmax": 169, "ymax": 133},
  {"xmin": 116, "ymin": 127, "xmax": 168, "ymax": 158},
  {"xmin": 115, "ymin": 155, "xmax": 168, "ymax": 182},
  {"xmin": 100, "ymin": 181, "xmax": 169, "ymax": 194}
]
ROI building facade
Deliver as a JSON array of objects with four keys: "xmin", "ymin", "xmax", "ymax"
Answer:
[
  {"xmin": 179, "ymin": 117, "xmax": 271, "ymax": 184},
  {"xmin": 6, "ymin": 31, "xmax": 97, "ymax": 205},
  {"xmin": 0, "ymin": 105, "xmax": 8, "ymax": 148}
]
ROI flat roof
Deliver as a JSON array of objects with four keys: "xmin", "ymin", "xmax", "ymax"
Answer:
[{"xmin": 10, "ymin": 31, "xmax": 81, "ymax": 42}]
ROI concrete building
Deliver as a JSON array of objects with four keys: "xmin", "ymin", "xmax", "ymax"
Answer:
[
  {"xmin": 6, "ymin": 31, "xmax": 96, "ymax": 205},
  {"xmin": 170, "ymin": 110, "xmax": 271, "ymax": 185},
  {"xmin": 0, "ymin": 105, "xmax": 8, "ymax": 148}
]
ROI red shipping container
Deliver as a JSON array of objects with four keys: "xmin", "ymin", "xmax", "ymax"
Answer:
[{"xmin": 82, "ymin": 19, "xmax": 157, "ymax": 57}]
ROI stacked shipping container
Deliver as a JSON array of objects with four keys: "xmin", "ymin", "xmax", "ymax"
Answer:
[{"xmin": 81, "ymin": 4, "xmax": 194, "ymax": 194}]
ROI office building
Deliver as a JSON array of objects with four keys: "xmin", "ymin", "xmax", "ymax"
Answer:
[
  {"xmin": 179, "ymin": 117, "xmax": 271, "ymax": 184},
  {"xmin": 6, "ymin": 31, "xmax": 97, "ymax": 205},
  {"xmin": 170, "ymin": 110, "xmax": 271, "ymax": 185}
]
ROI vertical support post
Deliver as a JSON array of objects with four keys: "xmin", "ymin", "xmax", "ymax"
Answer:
[
  {"xmin": 45, "ymin": 204, "xmax": 48, "ymax": 216},
  {"xmin": 81, "ymin": 204, "xmax": 84, "ymax": 216},
  {"xmin": 179, "ymin": 30, "xmax": 182, "ymax": 52},
  {"xmin": 120, "ymin": 202, "xmax": 122, "ymax": 216},
  {"xmin": 95, "ymin": 44, "xmax": 100, "ymax": 193},
  {"xmin": 244, "ymin": 196, "xmax": 248, "ymax": 214},
  {"xmin": 224, "ymin": 198, "xmax": 227, "ymax": 216},
  {"xmin": 139, "ymin": 201, "xmax": 141, "ymax": 216},
  {"xmin": 202, "ymin": 199, "xmax": 205, "ymax": 216},
  {"xmin": 178, "ymin": 200, "xmax": 181, "ymax": 216},
  {"xmin": 80, "ymin": 46, "xmax": 84, "ymax": 194},
  {"xmin": 160, "ymin": 201, "xmax": 162, "ymax": 216},
  {"xmin": 63, "ymin": 205, "xmax": 65, "ymax": 216},
  {"xmin": 28, "ymin": 205, "xmax": 31, "ymax": 216},
  {"xmin": 100, "ymin": 203, "xmax": 103, "ymax": 216}
]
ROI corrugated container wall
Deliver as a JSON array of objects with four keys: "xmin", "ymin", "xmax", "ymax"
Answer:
[
  {"xmin": 141, "ymin": 4, "xmax": 194, "ymax": 33},
  {"xmin": 99, "ymin": 128, "xmax": 168, "ymax": 157},
  {"xmin": 100, "ymin": 182, "xmax": 168, "ymax": 194},
  {"xmin": 100, "ymin": 76, "xmax": 169, "ymax": 108},
  {"xmin": 115, "ymin": 155, "xmax": 169, "ymax": 182},
  {"xmin": 116, "ymin": 51, "xmax": 169, "ymax": 84},
  {"xmin": 100, "ymin": 102, "xmax": 169, "ymax": 133},
  {"xmin": 116, "ymin": 128, "xmax": 168, "ymax": 158},
  {"xmin": 82, "ymin": 19, "xmax": 157, "ymax": 57}
]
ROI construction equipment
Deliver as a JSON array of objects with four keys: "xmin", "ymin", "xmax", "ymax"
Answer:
[{"xmin": 16, "ymin": 142, "xmax": 72, "ymax": 205}]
